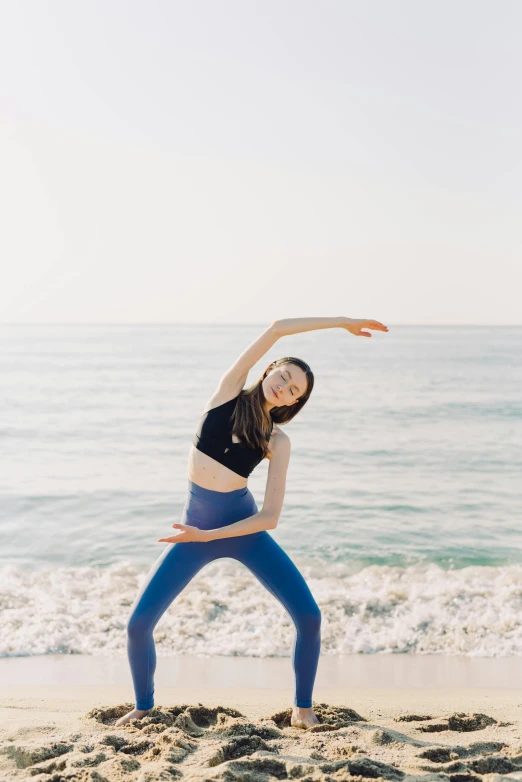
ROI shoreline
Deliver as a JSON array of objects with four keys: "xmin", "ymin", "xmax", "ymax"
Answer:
[{"xmin": 2, "ymin": 652, "xmax": 522, "ymax": 689}]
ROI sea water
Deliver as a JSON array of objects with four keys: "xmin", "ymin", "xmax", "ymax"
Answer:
[{"xmin": 1, "ymin": 324, "xmax": 521, "ymax": 659}]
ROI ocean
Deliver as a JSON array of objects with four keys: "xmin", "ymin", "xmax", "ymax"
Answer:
[{"xmin": 1, "ymin": 323, "xmax": 521, "ymax": 660}]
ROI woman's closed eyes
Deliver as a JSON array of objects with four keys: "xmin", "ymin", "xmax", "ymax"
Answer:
[{"xmin": 282, "ymin": 372, "xmax": 294, "ymax": 395}]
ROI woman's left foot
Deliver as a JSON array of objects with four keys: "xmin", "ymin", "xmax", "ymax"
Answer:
[
  {"xmin": 115, "ymin": 707, "xmax": 151, "ymax": 727},
  {"xmin": 291, "ymin": 706, "xmax": 320, "ymax": 729}
]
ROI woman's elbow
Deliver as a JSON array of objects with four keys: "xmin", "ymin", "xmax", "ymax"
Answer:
[{"xmin": 262, "ymin": 510, "xmax": 279, "ymax": 529}]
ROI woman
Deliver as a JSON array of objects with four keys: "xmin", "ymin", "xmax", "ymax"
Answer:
[{"xmin": 115, "ymin": 315, "xmax": 389, "ymax": 729}]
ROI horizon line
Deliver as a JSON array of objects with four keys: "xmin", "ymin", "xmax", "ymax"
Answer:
[{"xmin": 0, "ymin": 322, "xmax": 521, "ymax": 327}]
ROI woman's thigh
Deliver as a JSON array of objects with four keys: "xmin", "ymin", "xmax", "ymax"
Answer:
[
  {"xmin": 128, "ymin": 535, "xmax": 255, "ymax": 625},
  {"xmin": 128, "ymin": 542, "xmax": 212, "ymax": 629},
  {"xmin": 231, "ymin": 532, "xmax": 320, "ymax": 620}
]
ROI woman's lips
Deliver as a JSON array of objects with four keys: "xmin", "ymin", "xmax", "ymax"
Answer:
[{"xmin": 272, "ymin": 387, "xmax": 279, "ymax": 399}]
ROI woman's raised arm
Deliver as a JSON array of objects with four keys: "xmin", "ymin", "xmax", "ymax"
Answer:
[
  {"xmin": 218, "ymin": 316, "xmax": 389, "ymax": 394},
  {"xmin": 218, "ymin": 322, "xmax": 280, "ymax": 392},
  {"xmin": 273, "ymin": 316, "xmax": 389, "ymax": 338}
]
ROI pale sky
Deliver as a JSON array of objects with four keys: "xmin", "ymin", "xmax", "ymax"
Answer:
[{"xmin": 1, "ymin": 0, "xmax": 520, "ymax": 324}]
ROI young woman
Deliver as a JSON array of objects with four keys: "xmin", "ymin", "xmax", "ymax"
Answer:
[{"xmin": 115, "ymin": 315, "xmax": 389, "ymax": 729}]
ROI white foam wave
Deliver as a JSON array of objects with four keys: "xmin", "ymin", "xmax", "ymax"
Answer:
[{"xmin": 2, "ymin": 560, "xmax": 522, "ymax": 658}]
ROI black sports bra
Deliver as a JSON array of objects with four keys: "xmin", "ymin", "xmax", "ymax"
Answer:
[{"xmin": 192, "ymin": 394, "xmax": 272, "ymax": 479}]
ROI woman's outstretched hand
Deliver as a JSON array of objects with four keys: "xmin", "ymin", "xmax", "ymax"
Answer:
[
  {"xmin": 157, "ymin": 524, "xmax": 209, "ymax": 544},
  {"xmin": 343, "ymin": 318, "xmax": 389, "ymax": 338}
]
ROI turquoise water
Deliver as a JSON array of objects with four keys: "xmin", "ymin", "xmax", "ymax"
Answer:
[{"xmin": 1, "ymin": 324, "xmax": 521, "ymax": 658}]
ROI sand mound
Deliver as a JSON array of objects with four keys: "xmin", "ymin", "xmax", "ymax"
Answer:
[{"xmin": 1, "ymin": 702, "xmax": 520, "ymax": 781}]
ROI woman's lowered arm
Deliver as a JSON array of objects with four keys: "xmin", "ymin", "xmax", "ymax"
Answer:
[
  {"xmin": 273, "ymin": 316, "xmax": 389, "ymax": 338},
  {"xmin": 204, "ymin": 432, "xmax": 291, "ymax": 541},
  {"xmin": 158, "ymin": 434, "xmax": 291, "ymax": 544},
  {"xmin": 158, "ymin": 506, "xmax": 275, "ymax": 545}
]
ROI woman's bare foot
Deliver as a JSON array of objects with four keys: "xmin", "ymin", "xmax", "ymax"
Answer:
[
  {"xmin": 114, "ymin": 707, "xmax": 152, "ymax": 727},
  {"xmin": 291, "ymin": 706, "xmax": 320, "ymax": 729}
]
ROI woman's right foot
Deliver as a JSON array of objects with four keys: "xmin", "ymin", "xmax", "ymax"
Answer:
[
  {"xmin": 291, "ymin": 706, "xmax": 320, "ymax": 729},
  {"xmin": 115, "ymin": 707, "xmax": 152, "ymax": 727}
]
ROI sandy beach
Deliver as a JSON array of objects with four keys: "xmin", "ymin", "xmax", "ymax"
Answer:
[{"xmin": 2, "ymin": 655, "xmax": 522, "ymax": 781}]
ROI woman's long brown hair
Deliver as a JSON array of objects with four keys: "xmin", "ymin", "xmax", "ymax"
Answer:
[{"xmin": 230, "ymin": 357, "xmax": 314, "ymax": 459}]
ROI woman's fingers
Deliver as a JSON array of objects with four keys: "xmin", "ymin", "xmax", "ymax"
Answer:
[
  {"xmin": 345, "ymin": 319, "xmax": 388, "ymax": 336},
  {"xmin": 158, "ymin": 529, "xmax": 185, "ymax": 542},
  {"xmin": 368, "ymin": 320, "xmax": 388, "ymax": 330},
  {"xmin": 158, "ymin": 523, "xmax": 203, "ymax": 543},
  {"xmin": 354, "ymin": 321, "xmax": 388, "ymax": 335}
]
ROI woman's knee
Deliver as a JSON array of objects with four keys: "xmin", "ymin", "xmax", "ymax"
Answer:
[
  {"xmin": 297, "ymin": 602, "xmax": 321, "ymax": 637},
  {"xmin": 126, "ymin": 610, "xmax": 153, "ymax": 641}
]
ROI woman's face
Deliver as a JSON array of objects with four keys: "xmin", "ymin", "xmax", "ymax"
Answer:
[{"xmin": 262, "ymin": 363, "xmax": 308, "ymax": 408}]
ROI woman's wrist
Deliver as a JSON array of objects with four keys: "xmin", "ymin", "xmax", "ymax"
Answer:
[{"xmin": 199, "ymin": 529, "xmax": 213, "ymax": 542}]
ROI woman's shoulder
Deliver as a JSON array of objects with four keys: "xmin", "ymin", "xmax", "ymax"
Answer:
[
  {"xmin": 268, "ymin": 423, "xmax": 290, "ymax": 451},
  {"xmin": 201, "ymin": 388, "xmax": 242, "ymax": 415}
]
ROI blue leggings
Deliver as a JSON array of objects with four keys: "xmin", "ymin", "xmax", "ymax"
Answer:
[{"xmin": 126, "ymin": 480, "xmax": 321, "ymax": 709}]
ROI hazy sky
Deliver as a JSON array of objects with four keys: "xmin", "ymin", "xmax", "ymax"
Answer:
[{"xmin": 1, "ymin": 0, "xmax": 520, "ymax": 324}]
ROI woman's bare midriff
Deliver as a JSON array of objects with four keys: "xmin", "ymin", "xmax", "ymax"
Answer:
[{"xmin": 187, "ymin": 444, "xmax": 249, "ymax": 492}]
